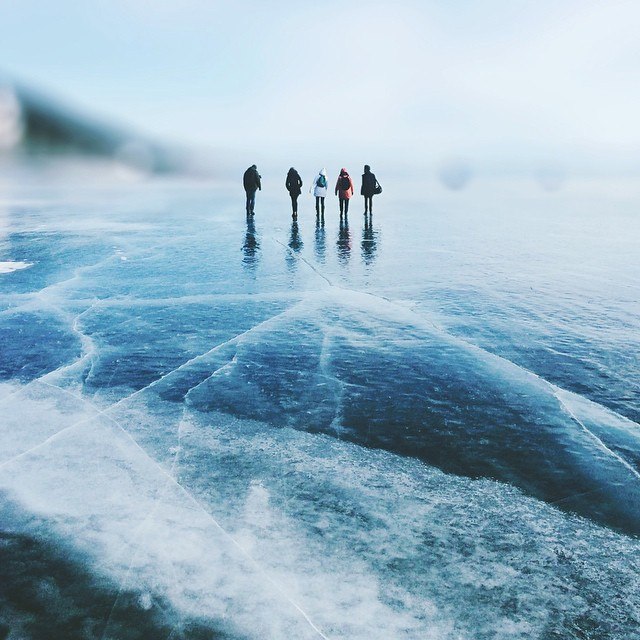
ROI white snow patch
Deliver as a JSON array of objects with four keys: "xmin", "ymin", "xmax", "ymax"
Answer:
[{"xmin": 0, "ymin": 260, "xmax": 32, "ymax": 273}]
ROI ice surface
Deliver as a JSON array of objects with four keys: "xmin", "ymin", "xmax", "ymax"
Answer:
[{"xmin": 1, "ymin": 180, "xmax": 639, "ymax": 638}]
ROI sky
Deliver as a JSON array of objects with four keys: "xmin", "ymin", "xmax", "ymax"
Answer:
[{"xmin": 1, "ymin": 0, "xmax": 639, "ymax": 172}]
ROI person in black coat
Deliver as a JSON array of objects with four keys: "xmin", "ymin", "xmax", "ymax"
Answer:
[
  {"xmin": 243, "ymin": 164, "xmax": 261, "ymax": 215},
  {"xmin": 361, "ymin": 164, "xmax": 381, "ymax": 215},
  {"xmin": 285, "ymin": 167, "xmax": 303, "ymax": 218}
]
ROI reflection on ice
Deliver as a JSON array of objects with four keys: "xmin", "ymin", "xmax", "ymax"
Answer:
[
  {"xmin": 287, "ymin": 220, "xmax": 304, "ymax": 273},
  {"xmin": 242, "ymin": 215, "xmax": 260, "ymax": 272},
  {"xmin": 314, "ymin": 218, "xmax": 326, "ymax": 264},
  {"xmin": 337, "ymin": 217, "xmax": 351, "ymax": 266},
  {"xmin": 361, "ymin": 218, "xmax": 378, "ymax": 266}
]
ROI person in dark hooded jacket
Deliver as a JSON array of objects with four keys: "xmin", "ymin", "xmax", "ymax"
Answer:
[
  {"xmin": 243, "ymin": 164, "xmax": 261, "ymax": 215},
  {"xmin": 285, "ymin": 167, "xmax": 303, "ymax": 218},
  {"xmin": 361, "ymin": 164, "xmax": 381, "ymax": 215}
]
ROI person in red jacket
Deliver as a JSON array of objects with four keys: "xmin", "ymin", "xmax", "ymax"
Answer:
[{"xmin": 335, "ymin": 168, "xmax": 354, "ymax": 217}]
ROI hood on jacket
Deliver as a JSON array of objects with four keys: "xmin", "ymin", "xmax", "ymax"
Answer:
[
  {"xmin": 364, "ymin": 165, "xmax": 371, "ymax": 173},
  {"xmin": 320, "ymin": 168, "xmax": 327, "ymax": 176},
  {"xmin": 340, "ymin": 168, "xmax": 349, "ymax": 176}
]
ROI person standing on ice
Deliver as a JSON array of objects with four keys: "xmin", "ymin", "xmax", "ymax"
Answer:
[
  {"xmin": 335, "ymin": 167, "xmax": 354, "ymax": 217},
  {"xmin": 361, "ymin": 164, "xmax": 381, "ymax": 216},
  {"xmin": 285, "ymin": 167, "xmax": 303, "ymax": 219},
  {"xmin": 310, "ymin": 168, "xmax": 328, "ymax": 219},
  {"xmin": 243, "ymin": 164, "xmax": 261, "ymax": 215}
]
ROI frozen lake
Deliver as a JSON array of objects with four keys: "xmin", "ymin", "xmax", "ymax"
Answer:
[{"xmin": 1, "ymin": 178, "xmax": 639, "ymax": 639}]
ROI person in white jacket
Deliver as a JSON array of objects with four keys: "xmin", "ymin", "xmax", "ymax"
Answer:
[{"xmin": 309, "ymin": 168, "xmax": 328, "ymax": 218}]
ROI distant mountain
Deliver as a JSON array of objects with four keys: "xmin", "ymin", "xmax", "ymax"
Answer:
[{"xmin": 0, "ymin": 78, "xmax": 189, "ymax": 174}]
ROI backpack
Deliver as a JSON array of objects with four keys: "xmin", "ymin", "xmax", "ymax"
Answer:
[
  {"xmin": 317, "ymin": 174, "xmax": 327, "ymax": 189},
  {"xmin": 340, "ymin": 175, "xmax": 350, "ymax": 191}
]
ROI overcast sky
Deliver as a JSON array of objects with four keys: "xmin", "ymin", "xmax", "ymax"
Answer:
[{"xmin": 1, "ymin": 0, "xmax": 639, "ymax": 168}]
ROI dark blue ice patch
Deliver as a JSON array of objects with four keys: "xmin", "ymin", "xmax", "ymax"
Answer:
[
  {"xmin": 0, "ymin": 312, "xmax": 81, "ymax": 381},
  {"xmin": 186, "ymin": 309, "xmax": 640, "ymax": 536},
  {"xmin": 420, "ymin": 287, "xmax": 640, "ymax": 426},
  {"xmin": 79, "ymin": 299, "xmax": 291, "ymax": 393}
]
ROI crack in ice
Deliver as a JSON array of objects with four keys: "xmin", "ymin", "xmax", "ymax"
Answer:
[
  {"xmin": 183, "ymin": 352, "xmax": 239, "ymax": 402},
  {"xmin": 552, "ymin": 387, "xmax": 640, "ymax": 483},
  {"xmin": 101, "ymin": 300, "xmax": 308, "ymax": 412},
  {"xmin": 273, "ymin": 236, "xmax": 334, "ymax": 288}
]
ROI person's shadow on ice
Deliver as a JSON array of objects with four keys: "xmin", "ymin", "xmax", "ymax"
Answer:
[
  {"xmin": 314, "ymin": 216, "xmax": 326, "ymax": 264},
  {"xmin": 286, "ymin": 220, "xmax": 304, "ymax": 272},
  {"xmin": 242, "ymin": 214, "xmax": 260, "ymax": 273},
  {"xmin": 361, "ymin": 216, "xmax": 379, "ymax": 267},
  {"xmin": 337, "ymin": 216, "xmax": 351, "ymax": 267}
]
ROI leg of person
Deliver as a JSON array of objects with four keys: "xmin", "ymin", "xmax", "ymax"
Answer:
[
  {"xmin": 368, "ymin": 196, "xmax": 373, "ymax": 214},
  {"xmin": 320, "ymin": 197, "xmax": 325, "ymax": 217},
  {"xmin": 344, "ymin": 198, "xmax": 349, "ymax": 215},
  {"xmin": 364, "ymin": 196, "xmax": 368, "ymax": 214},
  {"xmin": 246, "ymin": 192, "xmax": 251, "ymax": 214},
  {"xmin": 339, "ymin": 197, "xmax": 344, "ymax": 216},
  {"xmin": 315, "ymin": 196, "xmax": 320, "ymax": 216}
]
